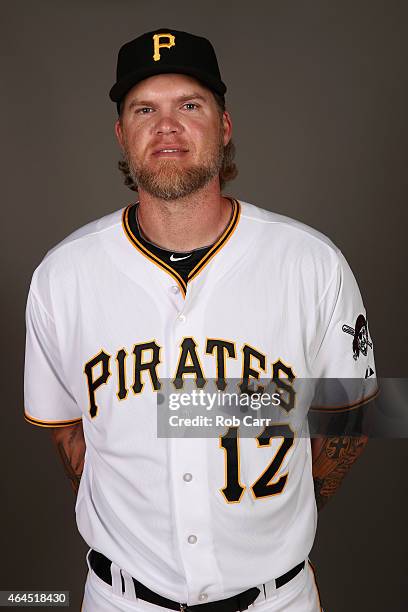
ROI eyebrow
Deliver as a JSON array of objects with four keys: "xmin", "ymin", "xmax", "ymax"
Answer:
[{"xmin": 127, "ymin": 93, "xmax": 207, "ymax": 110}]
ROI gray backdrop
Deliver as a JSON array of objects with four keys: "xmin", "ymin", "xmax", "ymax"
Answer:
[{"xmin": 2, "ymin": 0, "xmax": 407, "ymax": 610}]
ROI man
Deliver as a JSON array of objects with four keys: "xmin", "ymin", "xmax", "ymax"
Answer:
[{"xmin": 24, "ymin": 28, "xmax": 377, "ymax": 611}]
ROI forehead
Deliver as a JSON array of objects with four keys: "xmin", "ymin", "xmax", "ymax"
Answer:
[{"xmin": 124, "ymin": 73, "xmax": 214, "ymax": 104}]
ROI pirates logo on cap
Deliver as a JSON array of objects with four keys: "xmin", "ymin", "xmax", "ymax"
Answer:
[{"xmin": 153, "ymin": 33, "xmax": 176, "ymax": 61}]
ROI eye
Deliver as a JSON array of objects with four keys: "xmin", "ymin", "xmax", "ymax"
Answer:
[
  {"xmin": 183, "ymin": 102, "xmax": 199, "ymax": 110},
  {"xmin": 137, "ymin": 107, "xmax": 153, "ymax": 114}
]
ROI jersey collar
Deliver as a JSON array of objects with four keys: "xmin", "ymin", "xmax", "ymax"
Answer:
[{"xmin": 122, "ymin": 198, "xmax": 241, "ymax": 297}]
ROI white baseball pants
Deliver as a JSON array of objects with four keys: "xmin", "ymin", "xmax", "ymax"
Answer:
[{"xmin": 81, "ymin": 551, "xmax": 323, "ymax": 612}]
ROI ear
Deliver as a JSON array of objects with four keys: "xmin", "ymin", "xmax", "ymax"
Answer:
[
  {"xmin": 115, "ymin": 119, "xmax": 125, "ymax": 150},
  {"xmin": 222, "ymin": 111, "xmax": 233, "ymax": 146}
]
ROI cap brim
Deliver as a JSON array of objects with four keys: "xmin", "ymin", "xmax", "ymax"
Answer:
[{"xmin": 109, "ymin": 65, "xmax": 226, "ymax": 103}]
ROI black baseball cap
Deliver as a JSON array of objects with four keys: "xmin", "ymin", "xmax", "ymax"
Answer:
[{"xmin": 109, "ymin": 28, "xmax": 227, "ymax": 113}]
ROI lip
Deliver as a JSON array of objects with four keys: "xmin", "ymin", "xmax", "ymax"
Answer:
[{"xmin": 152, "ymin": 146, "xmax": 189, "ymax": 156}]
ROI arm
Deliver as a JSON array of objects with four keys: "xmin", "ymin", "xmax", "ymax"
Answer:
[
  {"xmin": 311, "ymin": 434, "xmax": 368, "ymax": 512},
  {"xmin": 50, "ymin": 421, "xmax": 86, "ymax": 495}
]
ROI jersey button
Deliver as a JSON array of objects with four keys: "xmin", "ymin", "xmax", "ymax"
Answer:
[
  {"xmin": 187, "ymin": 535, "xmax": 197, "ymax": 544},
  {"xmin": 177, "ymin": 313, "xmax": 186, "ymax": 323},
  {"xmin": 198, "ymin": 594, "xmax": 208, "ymax": 602},
  {"xmin": 171, "ymin": 285, "xmax": 180, "ymax": 294},
  {"xmin": 183, "ymin": 473, "xmax": 193, "ymax": 482}
]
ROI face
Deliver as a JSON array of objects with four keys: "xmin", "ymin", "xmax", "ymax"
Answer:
[
  {"xmin": 115, "ymin": 74, "xmax": 232, "ymax": 200},
  {"xmin": 358, "ymin": 326, "xmax": 368, "ymax": 355}
]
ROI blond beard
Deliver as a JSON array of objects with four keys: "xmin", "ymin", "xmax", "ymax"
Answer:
[{"xmin": 123, "ymin": 133, "xmax": 224, "ymax": 201}]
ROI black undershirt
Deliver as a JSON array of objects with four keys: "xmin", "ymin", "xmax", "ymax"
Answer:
[{"xmin": 133, "ymin": 205, "xmax": 216, "ymax": 285}]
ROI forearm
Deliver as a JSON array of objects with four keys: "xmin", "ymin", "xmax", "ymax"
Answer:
[
  {"xmin": 50, "ymin": 421, "xmax": 86, "ymax": 495},
  {"xmin": 311, "ymin": 435, "xmax": 368, "ymax": 511}
]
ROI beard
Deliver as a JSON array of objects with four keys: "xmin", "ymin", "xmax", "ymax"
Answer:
[{"xmin": 123, "ymin": 131, "xmax": 225, "ymax": 201}]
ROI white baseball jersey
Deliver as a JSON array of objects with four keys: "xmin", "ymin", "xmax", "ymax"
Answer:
[{"xmin": 24, "ymin": 200, "xmax": 376, "ymax": 605}]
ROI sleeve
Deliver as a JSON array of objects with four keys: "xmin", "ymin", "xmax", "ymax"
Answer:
[
  {"xmin": 310, "ymin": 250, "xmax": 378, "ymax": 412},
  {"xmin": 24, "ymin": 287, "xmax": 82, "ymax": 427}
]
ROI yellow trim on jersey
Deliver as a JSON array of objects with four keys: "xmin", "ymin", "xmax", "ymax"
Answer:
[
  {"xmin": 24, "ymin": 411, "xmax": 82, "ymax": 428},
  {"xmin": 188, "ymin": 199, "xmax": 241, "ymax": 281},
  {"xmin": 122, "ymin": 205, "xmax": 188, "ymax": 296},
  {"xmin": 121, "ymin": 199, "xmax": 241, "ymax": 295},
  {"xmin": 310, "ymin": 384, "xmax": 379, "ymax": 413}
]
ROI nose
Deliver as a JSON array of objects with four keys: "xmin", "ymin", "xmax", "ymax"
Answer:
[{"xmin": 154, "ymin": 113, "xmax": 182, "ymax": 136}]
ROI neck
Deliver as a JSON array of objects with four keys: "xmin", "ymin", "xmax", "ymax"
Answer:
[{"xmin": 136, "ymin": 180, "xmax": 232, "ymax": 252}]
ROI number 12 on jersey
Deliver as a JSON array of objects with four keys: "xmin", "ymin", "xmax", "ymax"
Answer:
[{"xmin": 219, "ymin": 425, "xmax": 295, "ymax": 503}]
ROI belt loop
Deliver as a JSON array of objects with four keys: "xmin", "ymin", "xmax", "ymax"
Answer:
[
  {"xmin": 85, "ymin": 549, "xmax": 92, "ymax": 573},
  {"xmin": 253, "ymin": 585, "xmax": 265, "ymax": 604},
  {"xmin": 110, "ymin": 561, "xmax": 122, "ymax": 597},
  {"xmin": 264, "ymin": 578, "xmax": 277, "ymax": 600},
  {"xmin": 122, "ymin": 568, "xmax": 137, "ymax": 602}
]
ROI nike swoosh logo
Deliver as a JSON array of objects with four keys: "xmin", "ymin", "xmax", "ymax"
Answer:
[{"xmin": 170, "ymin": 253, "xmax": 192, "ymax": 262}]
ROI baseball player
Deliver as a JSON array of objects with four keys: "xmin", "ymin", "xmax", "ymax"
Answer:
[{"xmin": 24, "ymin": 28, "xmax": 377, "ymax": 611}]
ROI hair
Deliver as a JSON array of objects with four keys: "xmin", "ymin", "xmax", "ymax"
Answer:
[{"xmin": 117, "ymin": 90, "xmax": 238, "ymax": 192}]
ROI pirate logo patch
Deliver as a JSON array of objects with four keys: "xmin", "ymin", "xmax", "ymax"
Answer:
[{"xmin": 342, "ymin": 314, "xmax": 372, "ymax": 360}]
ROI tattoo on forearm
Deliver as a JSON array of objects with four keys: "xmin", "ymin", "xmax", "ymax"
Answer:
[
  {"xmin": 53, "ymin": 424, "xmax": 85, "ymax": 495},
  {"xmin": 312, "ymin": 436, "xmax": 368, "ymax": 511},
  {"xmin": 56, "ymin": 444, "xmax": 82, "ymax": 494}
]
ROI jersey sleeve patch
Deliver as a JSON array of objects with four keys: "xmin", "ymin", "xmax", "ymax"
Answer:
[{"xmin": 341, "ymin": 314, "xmax": 373, "ymax": 361}]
